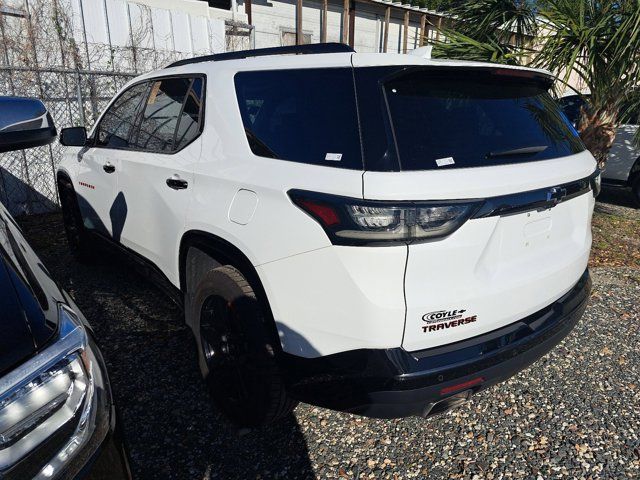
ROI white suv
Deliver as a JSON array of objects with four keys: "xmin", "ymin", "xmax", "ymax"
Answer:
[{"xmin": 57, "ymin": 43, "xmax": 598, "ymax": 426}]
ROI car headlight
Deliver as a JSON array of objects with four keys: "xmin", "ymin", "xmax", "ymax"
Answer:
[{"xmin": 0, "ymin": 304, "xmax": 104, "ymax": 479}]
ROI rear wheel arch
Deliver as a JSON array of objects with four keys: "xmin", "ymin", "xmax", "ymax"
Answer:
[{"xmin": 178, "ymin": 230, "xmax": 280, "ymax": 348}]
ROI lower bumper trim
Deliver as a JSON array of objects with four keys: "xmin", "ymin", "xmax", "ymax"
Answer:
[{"xmin": 280, "ymin": 269, "xmax": 591, "ymax": 419}]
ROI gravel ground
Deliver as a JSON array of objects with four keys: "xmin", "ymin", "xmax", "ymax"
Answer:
[{"xmin": 18, "ymin": 192, "xmax": 640, "ymax": 480}]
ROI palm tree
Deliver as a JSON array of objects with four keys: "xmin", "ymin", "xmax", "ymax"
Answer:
[
  {"xmin": 534, "ymin": 0, "xmax": 640, "ymax": 165},
  {"xmin": 432, "ymin": 0, "xmax": 640, "ymax": 165},
  {"xmin": 432, "ymin": 0, "xmax": 538, "ymax": 64}
]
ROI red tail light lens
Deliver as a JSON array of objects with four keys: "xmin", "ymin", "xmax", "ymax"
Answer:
[{"xmin": 289, "ymin": 189, "xmax": 480, "ymax": 246}]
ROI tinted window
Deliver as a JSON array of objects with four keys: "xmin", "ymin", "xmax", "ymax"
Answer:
[
  {"xmin": 96, "ymin": 83, "xmax": 148, "ymax": 148},
  {"xmin": 234, "ymin": 68, "xmax": 363, "ymax": 169},
  {"xmin": 558, "ymin": 95, "xmax": 587, "ymax": 125},
  {"xmin": 356, "ymin": 67, "xmax": 585, "ymax": 171},
  {"xmin": 175, "ymin": 78, "xmax": 204, "ymax": 150},
  {"xmin": 132, "ymin": 78, "xmax": 193, "ymax": 152},
  {"xmin": 354, "ymin": 67, "xmax": 401, "ymax": 171}
]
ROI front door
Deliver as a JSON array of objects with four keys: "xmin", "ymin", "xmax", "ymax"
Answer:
[{"xmin": 76, "ymin": 82, "xmax": 149, "ymax": 238}]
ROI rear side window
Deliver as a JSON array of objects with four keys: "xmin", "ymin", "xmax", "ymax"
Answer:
[
  {"xmin": 356, "ymin": 67, "xmax": 585, "ymax": 171},
  {"xmin": 132, "ymin": 77, "xmax": 201, "ymax": 152},
  {"xmin": 234, "ymin": 68, "xmax": 363, "ymax": 169},
  {"xmin": 96, "ymin": 83, "xmax": 148, "ymax": 148}
]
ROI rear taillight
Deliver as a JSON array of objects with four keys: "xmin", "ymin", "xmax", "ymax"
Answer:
[{"xmin": 288, "ymin": 190, "xmax": 480, "ymax": 246}]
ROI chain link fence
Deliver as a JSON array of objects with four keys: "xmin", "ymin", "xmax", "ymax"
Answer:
[
  {"xmin": 0, "ymin": 0, "xmax": 247, "ymax": 217},
  {"xmin": 0, "ymin": 65, "xmax": 138, "ymax": 215}
]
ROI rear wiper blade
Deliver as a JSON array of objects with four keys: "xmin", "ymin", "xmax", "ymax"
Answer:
[
  {"xmin": 486, "ymin": 145, "xmax": 548, "ymax": 158},
  {"xmin": 245, "ymin": 128, "xmax": 277, "ymax": 159}
]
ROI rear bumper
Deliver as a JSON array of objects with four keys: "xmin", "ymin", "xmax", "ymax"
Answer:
[{"xmin": 280, "ymin": 269, "xmax": 591, "ymax": 419}]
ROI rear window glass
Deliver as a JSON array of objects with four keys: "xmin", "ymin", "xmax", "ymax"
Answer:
[
  {"xmin": 234, "ymin": 68, "xmax": 363, "ymax": 169},
  {"xmin": 133, "ymin": 78, "xmax": 193, "ymax": 152},
  {"xmin": 357, "ymin": 67, "xmax": 585, "ymax": 171}
]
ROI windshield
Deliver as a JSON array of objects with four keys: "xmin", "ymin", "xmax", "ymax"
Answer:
[{"xmin": 356, "ymin": 67, "xmax": 585, "ymax": 171}]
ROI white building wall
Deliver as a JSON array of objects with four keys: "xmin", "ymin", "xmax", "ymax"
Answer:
[
  {"xmin": 239, "ymin": 0, "xmax": 430, "ymax": 53},
  {"xmin": 62, "ymin": 0, "xmax": 432, "ymax": 62},
  {"xmin": 64, "ymin": 0, "xmax": 227, "ymax": 71}
]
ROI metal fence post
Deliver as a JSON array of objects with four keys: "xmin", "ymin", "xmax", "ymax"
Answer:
[{"xmin": 75, "ymin": 69, "xmax": 86, "ymax": 127}]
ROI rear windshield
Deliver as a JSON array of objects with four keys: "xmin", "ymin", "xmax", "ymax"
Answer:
[
  {"xmin": 384, "ymin": 68, "xmax": 584, "ymax": 170},
  {"xmin": 356, "ymin": 67, "xmax": 585, "ymax": 171}
]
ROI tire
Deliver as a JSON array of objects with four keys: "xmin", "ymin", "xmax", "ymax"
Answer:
[
  {"xmin": 187, "ymin": 262, "xmax": 297, "ymax": 426},
  {"xmin": 632, "ymin": 175, "xmax": 640, "ymax": 208},
  {"xmin": 58, "ymin": 180, "xmax": 93, "ymax": 261}
]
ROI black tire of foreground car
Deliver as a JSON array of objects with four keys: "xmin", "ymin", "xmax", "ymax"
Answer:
[
  {"xmin": 187, "ymin": 264, "xmax": 298, "ymax": 426},
  {"xmin": 58, "ymin": 178, "xmax": 93, "ymax": 261}
]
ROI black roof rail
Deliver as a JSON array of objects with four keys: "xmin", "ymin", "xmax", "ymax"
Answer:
[{"xmin": 166, "ymin": 43, "xmax": 355, "ymax": 68}]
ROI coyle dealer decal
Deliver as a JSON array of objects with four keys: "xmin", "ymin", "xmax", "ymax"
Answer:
[{"xmin": 422, "ymin": 309, "xmax": 477, "ymax": 333}]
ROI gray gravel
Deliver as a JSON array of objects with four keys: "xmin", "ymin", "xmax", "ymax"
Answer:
[{"xmin": 19, "ymin": 207, "xmax": 640, "ymax": 480}]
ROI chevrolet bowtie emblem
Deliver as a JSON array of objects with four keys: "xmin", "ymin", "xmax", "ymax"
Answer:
[{"xmin": 547, "ymin": 186, "xmax": 567, "ymax": 204}]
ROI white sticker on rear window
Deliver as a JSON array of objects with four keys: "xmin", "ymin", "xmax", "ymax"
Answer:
[
  {"xmin": 325, "ymin": 153, "xmax": 343, "ymax": 161},
  {"xmin": 436, "ymin": 157, "xmax": 455, "ymax": 167}
]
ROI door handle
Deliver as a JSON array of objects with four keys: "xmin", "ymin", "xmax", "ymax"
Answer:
[
  {"xmin": 103, "ymin": 162, "xmax": 115, "ymax": 174},
  {"xmin": 166, "ymin": 176, "xmax": 188, "ymax": 190}
]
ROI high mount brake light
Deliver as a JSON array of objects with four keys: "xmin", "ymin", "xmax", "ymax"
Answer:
[
  {"xmin": 288, "ymin": 190, "xmax": 480, "ymax": 246},
  {"xmin": 489, "ymin": 68, "xmax": 554, "ymax": 88}
]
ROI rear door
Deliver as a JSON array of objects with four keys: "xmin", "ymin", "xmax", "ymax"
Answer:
[
  {"xmin": 116, "ymin": 76, "xmax": 204, "ymax": 285},
  {"xmin": 76, "ymin": 82, "xmax": 148, "ymax": 236},
  {"xmin": 356, "ymin": 66, "xmax": 597, "ymax": 351}
]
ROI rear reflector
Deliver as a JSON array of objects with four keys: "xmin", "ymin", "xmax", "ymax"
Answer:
[
  {"xmin": 440, "ymin": 377, "xmax": 484, "ymax": 396},
  {"xmin": 296, "ymin": 199, "xmax": 341, "ymax": 226}
]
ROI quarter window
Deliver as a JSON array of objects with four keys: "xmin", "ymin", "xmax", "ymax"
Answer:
[
  {"xmin": 234, "ymin": 68, "xmax": 363, "ymax": 169},
  {"xmin": 175, "ymin": 78, "xmax": 204, "ymax": 151}
]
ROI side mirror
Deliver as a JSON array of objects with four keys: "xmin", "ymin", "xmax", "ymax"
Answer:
[
  {"xmin": 60, "ymin": 127, "xmax": 87, "ymax": 147},
  {"xmin": 0, "ymin": 97, "xmax": 57, "ymax": 153}
]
